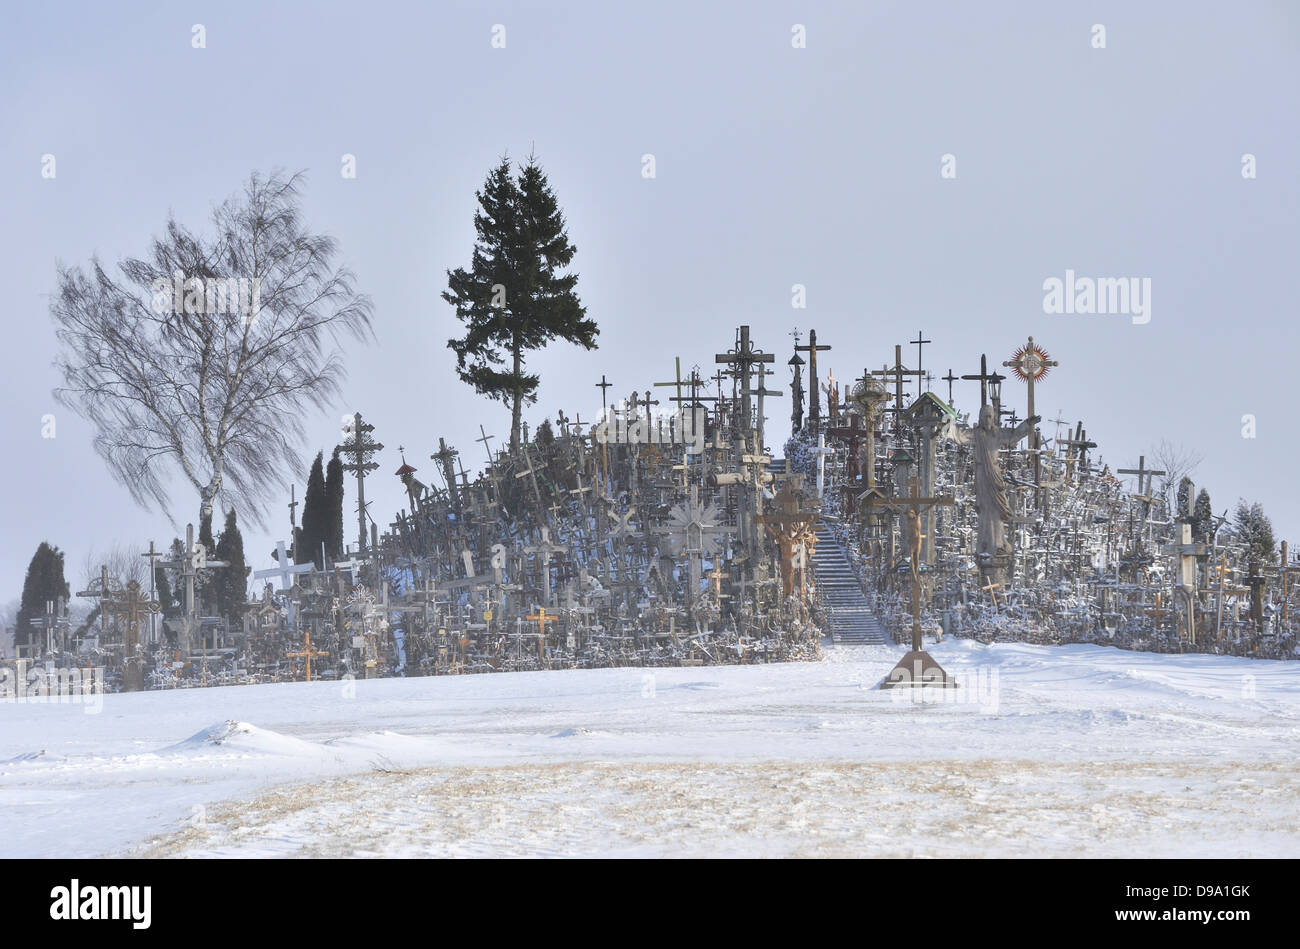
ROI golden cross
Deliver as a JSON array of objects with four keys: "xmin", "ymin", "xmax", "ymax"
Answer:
[{"xmin": 286, "ymin": 628, "xmax": 329, "ymax": 682}]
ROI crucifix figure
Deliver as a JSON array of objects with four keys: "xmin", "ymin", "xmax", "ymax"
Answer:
[
  {"xmin": 944, "ymin": 404, "xmax": 1038, "ymax": 586},
  {"xmin": 877, "ymin": 478, "xmax": 957, "ymax": 689},
  {"xmin": 102, "ymin": 580, "xmax": 161, "ymax": 692}
]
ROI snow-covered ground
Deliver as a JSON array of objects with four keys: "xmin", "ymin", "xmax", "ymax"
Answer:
[{"xmin": 2, "ymin": 640, "xmax": 1297, "ymax": 857}]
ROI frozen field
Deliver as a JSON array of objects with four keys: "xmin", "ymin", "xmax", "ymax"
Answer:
[{"xmin": 2, "ymin": 640, "xmax": 1297, "ymax": 858}]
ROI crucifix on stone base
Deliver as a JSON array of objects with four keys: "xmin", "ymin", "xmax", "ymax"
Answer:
[{"xmin": 875, "ymin": 478, "xmax": 957, "ymax": 689}]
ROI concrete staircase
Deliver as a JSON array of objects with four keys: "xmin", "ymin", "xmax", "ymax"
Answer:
[{"xmin": 812, "ymin": 520, "xmax": 890, "ymax": 645}]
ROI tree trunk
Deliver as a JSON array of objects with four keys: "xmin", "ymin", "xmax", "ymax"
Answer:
[{"xmin": 509, "ymin": 342, "xmax": 522, "ymax": 455}]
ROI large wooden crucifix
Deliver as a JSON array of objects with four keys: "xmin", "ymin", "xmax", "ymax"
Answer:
[
  {"xmin": 876, "ymin": 478, "xmax": 957, "ymax": 689},
  {"xmin": 286, "ymin": 627, "xmax": 329, "ymax": 682},
  {"xmin": 960, "ymin": 354, "xmax": 1005, "ymax": 410},
  {"xmin": 793, "ymin": 328, "xmax": 831, "ymax": 431},
  {"xmin": 871, "ymin": 345, "xmax": 923, "ymax": 431},
  {"xmin": 102, "ymin": 580, "xmax": 161, "ymax": 692},
  {"xmin": 757, "ymin": 479, "xmax": 818, "ymax": 600},
  {"xmin": 742, "ymin": 363, "xmax": 783, "ymax": 453}
]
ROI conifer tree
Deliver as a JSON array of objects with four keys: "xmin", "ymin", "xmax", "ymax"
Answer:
[
  {"xmin": 445, "ymin": 155, "xmax": 598, "ymax": 454},
  {"xmin": 1192, "ymin": 488, "xmax": 1215, "ymax": 543},
  {"xmin": 213, "ymin": 508, "xmax": 251, "ymax": 620},
  {"xmin": 325, "ymin": 447, "xmax": 345, "ymax": 560},
  {"xmin": 297, "ymin": 451, "xmax": 327, "ymax": 567},
  {"xmin": 15, "ymin": 542, "xmax": 71, "ymax": 654}
]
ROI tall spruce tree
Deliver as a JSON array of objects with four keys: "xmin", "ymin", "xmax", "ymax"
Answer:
[
  {"xmin": 444, "ymin": 155, "xmax": 598, "ymax": 454},
  {"xmin": 213, "ymin": 508, "xmax": 251, "ymax": 621},
  {"xmin": 325, "ymin": 447, "xmax": 345, "ymax": 560},
  {"xmin": 15, "ymin": 542, "xmax": 71, "ymax": 655},
  {"xmin": 297, "ymin": 451, "xmax": 327, "ymax": 567}
]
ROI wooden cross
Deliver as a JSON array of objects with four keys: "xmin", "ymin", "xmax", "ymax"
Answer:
[
  {"xmin": 1144, "ymin": 592, "xmax": 1166, "ymax": 630},
  {"xmin": 793, "ymin": 328, "xmax": 831, "ymax": 427},
  {"xmin": 140, "ymin": 540, "xmax": 166, "ymax": 645},
  {"xmin": 910, "ymin": 330, "xmax": 932, "ymax": 381},
  {"xmin": 286, "ymin": 628, "xmax": 329, "ymax": 682},
  {"xmin": 431, "ymin": 437, "xmax": 460, "ymax": 494},
  {"xmin": 981, "ymin": 579, "xmax": 1003, "ymax": 610},
  {"xmin": 476, "ymin": 425, "xmax": 496, "ymax": 464},
  {"xmin": 524, "ymin": 527, "xmax": 568, "ymax": 606},
  {"xmin": 718, "ymin": 324, "xmax": 776, "ymax": 435},
  {"xmin": 642, "ymin": 390, "xmax": 660, "ymax": 430},
  {"xmin": 742, "ymin": 363, "xmax": 783, "ymax": 451},
  {"xmin": 102, "ymin": 580, "xmax": 161, "ymax": 692},
  {"xmin": 595, "ymin": 374, "xmax": 613, "ymax": 411},
  {"xmin": 941, "ymin": 369, "xmax": 958, "ymax": 405},
  {"xmin": 872, "ymin": 344, "xmax": 923, "ymax": 426},
  {"xmin": 961, "ymin": 354, "xmax": 1004, "ymax": 408},
  {"xmin": 526, "ymin": 606, "xmax": 558, "ymax": 663},
  {"xmin": 1118, "ymin": 455, "xmax": 1167, "ymax": 499},
  {"xmin": 654, "ymin": 356, "xmax": 687, "ymax": 408},
  {"xmin": 874, "ymin": 478, "xmax": 956, "ymax": 651}
]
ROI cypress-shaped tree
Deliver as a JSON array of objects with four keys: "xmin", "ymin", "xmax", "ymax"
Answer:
[
  {"xmin": 325, "ymin": 447, "xmax": 345, "ymax": 561},
  {"xmin": 213, "ymin": 508, "xmax": 251, "ymax": 621},
  {"xmin": 444, "ymin": 155, "xmax": 598, "ymax": 454},
  {"xmin": 298, "ymin": 451, "xmax": 327, "ymax": 567},
  {"xmin": 15, "ymin": 542, "xmax": 71, "ymax": 654},
  {"xmin": 1192, "ymin": 488, "xmax": 1215, "ymax": 543}
]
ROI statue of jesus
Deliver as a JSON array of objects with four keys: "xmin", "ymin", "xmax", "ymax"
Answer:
[{"xmin": 945, "ymin": 405, "xmax": 1038, "ymax": 576}]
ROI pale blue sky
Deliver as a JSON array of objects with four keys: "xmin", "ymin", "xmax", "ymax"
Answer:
[{"xmin": 2, "ymin": 0, "xmax": 1297, "ymax": 594}]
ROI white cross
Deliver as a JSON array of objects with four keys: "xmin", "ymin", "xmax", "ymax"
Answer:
[
  {"xmin": 334, "ymin": 555, "xmax": 371, "ymax": 585},
  {"xmin": 810, "ymin": 433, "xmax": 834, "ymax": 499},
  {"xmin": 253, "ymin": 540, "xmax": 314, "ymax": 590}
]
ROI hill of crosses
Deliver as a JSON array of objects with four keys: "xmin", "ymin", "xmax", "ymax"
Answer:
[{"xmin": 23, "ymin": 325, "xmax": 1299, "ymax": 690}]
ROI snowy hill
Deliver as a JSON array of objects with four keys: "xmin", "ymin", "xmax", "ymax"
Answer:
[{"xmin": 2, "ymin": 641, "xmax": 1297, "ymax": 857}]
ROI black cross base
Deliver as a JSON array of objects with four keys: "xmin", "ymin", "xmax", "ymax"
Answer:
[{"xmin": 879, "ymin": 650, "xmax": 959, "ymax": 689}]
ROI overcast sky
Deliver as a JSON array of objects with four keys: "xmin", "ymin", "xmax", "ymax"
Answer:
[{"xmin": 1, "ymin": 0, "xmax": 1297, "ymax": 597}]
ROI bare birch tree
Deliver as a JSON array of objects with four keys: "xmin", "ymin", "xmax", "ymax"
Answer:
[{"xmin": 50, "ymin": 170, "xmax": 373, "ymax": 527}]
